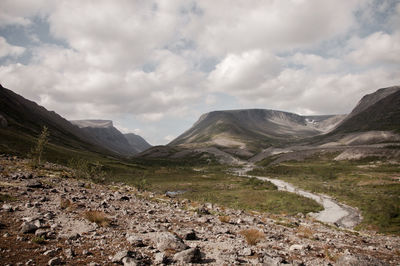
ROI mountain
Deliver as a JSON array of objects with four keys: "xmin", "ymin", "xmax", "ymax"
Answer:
[
  {"xmin": 331, "ymin": 86, "xmax": 400, "ymax": 133},
  {"xmin": 124, "ymin": 133, "xmax": 152, "ymax": 153},
  {"xmin": 169, "ymin": 109, "xmax": 344, "ymax": 152},
  {"xmin": 70, "ymin": 120, "xmax": 142, "ymax": 156},
  {"xmin": 0, "ymin": 84, "xmax": 111, "ymax": 158}
]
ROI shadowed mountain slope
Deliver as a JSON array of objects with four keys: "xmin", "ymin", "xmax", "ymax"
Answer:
[
  {"xmin": 124, "ymin": 133, "xmax": 152, "ymax": 153},
  {"xmin": 0, "ymin": 84, "xmax": 111, "ymax": 157}
]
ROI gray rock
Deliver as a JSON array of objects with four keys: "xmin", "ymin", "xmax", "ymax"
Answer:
[
  {"xmin": 289, "ymin": 244, "xmax": 304, "ymax": 251},
  {"xmin": 155, "ymin": 232, "xmax": 188, "ymax": 252},
  {"xmin": 154, "ymin": 252, "xmax": 167, "ymax": 264},
  {"xmin": 20, "ymin": 222, "xmax": 38, "ymax": 234},
  {"xmin": 64, "ymin": 248, "xmax": 75, "ymax": 259},
  {"xmin": 43, "ymin": 249, "xmax": 57, "ymax": 257},
  {"xmin": 173, "ymin": 247, "xmax": 202, "ymax": 263},
  {"xmin": 48, "ymin": 257, "xmax": 62, "ymax": 266},
  {"xmin": 35, "ymin": 229, "xmax": 49, "ymax": 238},
  {"xmin": 262, "ymin": 255, "xmax": 280, "ymax": 266},
  {"xmin": 239, "ymin": 247, "xmax": 252, "ymax": 256},
  {"xmin": 126, "ymin": 235, "xmax": 145, "ymax": 247},
  {"xmin": 122, "ymin": 257, "xmax": 138, "ymax": 266},
  {"xmin": 112, "ymin": 250, "xmax": 133, "ymax": 263},
  {"xmin": 335, "ymin": 254, "xmax": 385, "ymax": 266},
  {"xmin": 26, "ymin": 180, "xmax": 44, "ymax": 188},
  {"xmin": 181, "ymin": 229, "xmax": 198, "ymax": 240},
  {"xmin": 2, "ymin": 204, "xmax": 13, "ymax": 212}
]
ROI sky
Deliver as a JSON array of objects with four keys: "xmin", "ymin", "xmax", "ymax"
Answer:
[{"xmin": 0, "ymin": 0, "xmax": 399, "ymax": 145}]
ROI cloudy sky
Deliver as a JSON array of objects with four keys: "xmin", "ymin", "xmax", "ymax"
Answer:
[{"xmin": 0, "ymin": 0, "xmax": 399, "ymax": 145}]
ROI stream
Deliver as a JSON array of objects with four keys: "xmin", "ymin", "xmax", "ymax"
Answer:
[{"xmin": 235, "ymin": 164, "xmax": 362, "ymax": 228}]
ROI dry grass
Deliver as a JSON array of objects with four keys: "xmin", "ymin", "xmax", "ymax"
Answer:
[
  {"xmin": 324, "ymin": 246, "xmax": 338, "ymax": 262},
  {"xmin": 83, "ymin": 210, "xmax": 110, "ymax": 227},
  {"xmin": 239, "ymin": 228, "xmax": 265, "ymax": 245},
  {"xmin": 60, "ymin": 198, "xmax": 72, "ymax": 210},
  {"xmin": 296, "ymin": 225, "xmax": 313, "ymax": 239},
  {"xmin": 218, "ymin": 215, "xmax": 231, "ymax": 223}
]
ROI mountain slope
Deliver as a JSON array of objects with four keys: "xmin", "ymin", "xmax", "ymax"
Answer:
[
  {"xmin": 170, "ymin": 109, "xmax": 343, "ymax": 151},
  {"xmin": 124, "ymin": 133, "xmax": 152, "ymax": 153},
  {"xmin": 331, "ymin": 86, "xmax": 400, "ymax": 133},
  {"xmin": 0, "ymin": 84, "xmax": 111, "ymax": 157},
  {"xmin": 70, "ymin": 120, "xmax": 140, "ymax": 156}
]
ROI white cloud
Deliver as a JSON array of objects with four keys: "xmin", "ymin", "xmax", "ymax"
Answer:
[
  {"xmin": 347, "ymin": 31, "xmax": 400, "ymax": 66},
  {"xmin": 0, "ymin": 0, "xmax": 399, "ymax": 144},
  {"xmin": 0, "ymin": 37, "xmax": 25, "ymax": 58},
  {"xmin": 186, "ymin": 0, "xmax": 362, "ymax": 56}
]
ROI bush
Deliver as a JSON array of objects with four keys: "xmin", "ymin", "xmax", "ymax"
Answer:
[
  {"xmin": 29, "ymin": 126, "xmax": 49, "ymax": 168},
  {"xmin": 239, "ymin": 228, "xmax": 265, "ymax": 245},
  {"xmin": 218, "ymin": 215, "xmax": 230, "ymax": 223},
  {"xmin": 68, "ymin": 158, "xmax": 106, "ymax": 182},
  {"xmin": 84, "ymin": 210, "xmax": 110, "ymax": 227}
]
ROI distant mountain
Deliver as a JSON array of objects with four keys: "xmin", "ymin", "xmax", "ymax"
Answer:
[
  {"xmin": 331, "ymin": 86, "xmax": 400, "ymax": 133},
  {"xmin": 124, "ymin": 133, "xmax": 152, "ymax": 153},
  {"xmin": 70, "ymin": 120, "xmax": 144, "ymax": 156},
  {"xmin": 0, "ymin": 84, "xmax": 111, "ymax": 157},
  {"xmin": 169, "ymin": 109, "xmax": 344, "ymax": 152}
]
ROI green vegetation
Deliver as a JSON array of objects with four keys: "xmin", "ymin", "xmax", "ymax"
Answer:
[
  {"xmin": 0, "ymin": 193, "xmax": 15, "ymax": 202},
  {"xmin": 250, "ymin": 155, "xmax": 400, "ymax": 234},
  {"xmin": 29, "ymin": 126, "xmax": 49, "ymax": 168}
]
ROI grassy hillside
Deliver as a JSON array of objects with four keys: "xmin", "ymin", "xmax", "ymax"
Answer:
[{"xmin": 250, "ymin": 154, "xmax": 400, "ymax": 234}]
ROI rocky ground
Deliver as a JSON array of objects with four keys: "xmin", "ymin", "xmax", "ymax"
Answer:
[{"xmin": 0, "ymin": 155, "xmax": 399, "ymax": 265}]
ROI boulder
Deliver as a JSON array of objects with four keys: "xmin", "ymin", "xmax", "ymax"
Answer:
[
  {"xmin": 173, "ymin": 247, "xmax": 202, "ymax": 263},
  {"xmin": 155, "ymin": 232, "xmax": 188, "ymax": 252}
]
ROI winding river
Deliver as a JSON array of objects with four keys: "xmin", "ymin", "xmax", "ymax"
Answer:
[{"xmin": 235, "ymin": 164, "xmax": 362, "ymax": 228}]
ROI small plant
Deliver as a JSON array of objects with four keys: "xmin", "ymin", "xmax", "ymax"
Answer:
[
  {"xmin": 32, "ymin": 236, "xmax": 46, "ymax": 244},
  {"xmin": 239, "ymin": 228, "xmax": 265, "ymax": 245},
  {"xmin": 296, "ymin": 225, "xmax": 313, "ymax": 239},
  {"xmin": 0, "ymin": 193, "xmax": 15, "ymax": 202},
  {"xmin": 218, "ymin": 215, "xmax": 231, "ymax": 223},
  {"xmin": 84, "ymin": 210, "xmax": 110, "ymax": 227},
  {"xmin": 68, "ymin": 158, "xmax": 106, "ymax": 182},
  {"xmin": 30, "ymin": 126, "xmax": 49, "ymax": 168},
  {"xmin": 135, "ymin": 178, "xmax": 148, "ymax": 191},
  {"xmin": 60, "ymin": 198, "xmax": 72, "ymax": 210}
]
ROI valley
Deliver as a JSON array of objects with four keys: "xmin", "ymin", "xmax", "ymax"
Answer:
[{"xmin": 0, "ymin": 84, "xmax": 399, "ymax": 265}]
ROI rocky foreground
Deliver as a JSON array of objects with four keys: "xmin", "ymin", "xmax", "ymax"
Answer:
[{"xmin": 0, "ymin": 155, "xmax": 399, "ymax": 265}]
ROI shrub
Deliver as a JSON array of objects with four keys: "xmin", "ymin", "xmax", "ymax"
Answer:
[
  {"xmin": 68, "ymin": 158, "xmax": 106, "ymax": 182},
  {"xmin": 60, "ymin": 198, "xmax": 72, "ymax": 210},
  {"xmin": 239, "ymin": 228, "xmax": 265, "ymax": 245},
  {"xmin": 218, "ymin": 215, "xmax": 230, "ymax": 223},
  {"xmin": 296, "ymin": 225, "xmax": 313, "ymax": 239},
  {"xmin": 32, "ymin": 236, "xmax": 46, "ymax": 244},
  {"xmin": 29, "ymin": 126, "xmax": 49, "ymax": 168},
  {"xmin": 84, "ymin": 210, "xmax": 110, "ymax": 227}
]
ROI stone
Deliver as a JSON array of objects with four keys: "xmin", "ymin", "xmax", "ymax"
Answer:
[
  {"xmin": 26, "ymin": 180, "xmax": 44, "ymax": 189},
  {"xmin": 20, "ymin": 222, "xmax": 38, "ymax": 234},
  {"xmin": 2, "ymin": 204, "xmax": 13, "ymax": 212},
  {"xmin": 126, "ymin": 235, "xmax": 145, "ymax": 247},
  {"xmin": 239, "ymin": 247, "xmax": 253, "ymax": 256},
  {"xmin": 122, "ymin": 257, "xmax": 138, "ymax": 266},
  {"xmin": 112, "ymin": 250, "xmax": 133, "ymax": 263},
  {"xmin": 35, "ymin": 229, "xmax": 49, "ymax": 238},
  {"xmin": 154, "ymin": 232, "xmax": 188, "ymax": 252},
  {"xmin": 335, "ymin": 254, "xmax": 385, "ymax": 266},
  {"xmin": 48, "ymin": 257, "xmax": 62, "ymax": 266},
  {"xmin": 289, "ymin": 244, "xmax": 304, "ymax": 251},
  {"xmin": 173, "ymin": 247, "xmax": 202, "ymax": 263},
  {"xmin": 64, "ymin": 248, "xmax": 75, "ymax": 259},
  {"xmin": 154, "ymin": 252, "xmax": 166, "ymax": 264},
  {"xmin": 181, "ymin": 229, "xmax": 198, "ymax": 240},
  {"xmin": 43, "ymin": 249, "xmax": 57, "ymax": 257}
]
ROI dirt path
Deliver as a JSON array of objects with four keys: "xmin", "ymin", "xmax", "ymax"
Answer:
[{"xmin": 235, "ymin": 164, "xmax": 362, "ymax": 228}]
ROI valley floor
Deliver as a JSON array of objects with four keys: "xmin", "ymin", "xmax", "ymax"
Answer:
[{"xmin": 1, "ymin": 155, "xmax": 400, "ymax": 265}]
